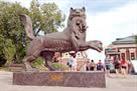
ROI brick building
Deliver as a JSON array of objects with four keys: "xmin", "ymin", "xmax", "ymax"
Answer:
[
  {"xmin": 105, "ymin": 35, "xmax": 137, "ymax": 61},
  {"xmin": 59, "ymin": 51, "xmax": 88, "ymax": 71}
]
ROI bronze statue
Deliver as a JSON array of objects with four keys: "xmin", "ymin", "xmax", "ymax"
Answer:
[{"xmin": 20, "ymin": 7, "xmax": 103, "ymax": 71}]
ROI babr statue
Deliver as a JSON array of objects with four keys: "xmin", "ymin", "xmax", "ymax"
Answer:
[{"xmin": 20, "ymin": 7, "xmax": 103, "ymax": 71}]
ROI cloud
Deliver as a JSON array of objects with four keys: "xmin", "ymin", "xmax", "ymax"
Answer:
[
  {"xmin": 86, "ymin": 2, "xmax": 137, "ymax": 46},
  {"xmin": 86, "ymin": 2, "xmax": 137, "ymax": 61},
  {"xmin": 1, "ymin": 0, "xmax": 137, "ymax": 61}
]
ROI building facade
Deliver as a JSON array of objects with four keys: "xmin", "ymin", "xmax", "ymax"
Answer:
[
  {"xmin": 105, "ymin": 35, "xmax": 137, "ymax": 61},
  {"xmin": 59, "ymin": 51, "xmax": 88, "ymax": 71}
]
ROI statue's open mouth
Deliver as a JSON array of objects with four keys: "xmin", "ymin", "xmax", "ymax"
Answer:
[{"xmin": 87, "ymin": 40, "xmax": 103, "ymax": 52}]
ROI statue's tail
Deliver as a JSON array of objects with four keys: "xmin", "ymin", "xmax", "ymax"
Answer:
[{"xmin": 20, "ymin": 14, "xmax": 35, "ymax": 40}]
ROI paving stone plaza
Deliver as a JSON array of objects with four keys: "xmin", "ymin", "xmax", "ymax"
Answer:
[{"xmin": 0, "ymin": 71, "xmax": 136, "ymax": 91}]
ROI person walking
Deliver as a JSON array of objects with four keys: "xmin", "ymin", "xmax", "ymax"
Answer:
[
  {"xmin": 67, "ymin": 51, "xmax": 77, "ymax": 71},
  {"xmin": 90, "ymin": 60, "xmax": 95, "ymax": 71},
  {"xmin": 120, "ymin": 57, "xmax": 128, "ymax": 77},
  {"xmin": 113, "ymin": 59, "xmax": 120, "ymax": 74},
  {"xmin": 86, "ymin": 60, "xmax": 91, "ymax": 71},
  {"xmin": 96, "ymin": 60, "xmax": 104, "ymax": 71}
]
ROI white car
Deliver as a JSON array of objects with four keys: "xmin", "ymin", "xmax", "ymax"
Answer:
[{"xmin": 131, "ymin": 60, "xmax": 137, "ymax": 74}]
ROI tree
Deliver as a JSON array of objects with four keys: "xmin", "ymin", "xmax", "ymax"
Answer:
[
  {"xmin": 29, "ymin": 0, "xmax": 65, "ymax": 35},
  {"xmin": 0, "ymin": 1, "xmax": 29, "ymax": 64},
  {"xmin": 0, "ymin": 0, "xmax": 65, "ymax": 65}
]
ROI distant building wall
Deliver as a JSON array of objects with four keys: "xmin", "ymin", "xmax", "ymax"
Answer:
[{"xmin": 105, "ymin": 35, "xmax": 137, "ymax": 61}]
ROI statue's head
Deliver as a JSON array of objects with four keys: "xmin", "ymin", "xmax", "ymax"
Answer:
[
  {"xmin": 66, "ymin": 16, "xmax": 87, "ymax": 41},
  {"xmin": 71, "ymin": 16, "xmax": 87, "ymax": 33},
  {"xmin": 67, "ymin": 7, "xmax": 87, "ymax": 36},
  {"xmin": 69, "ymin": 7, "xmax": 86, "ymax": 20}
]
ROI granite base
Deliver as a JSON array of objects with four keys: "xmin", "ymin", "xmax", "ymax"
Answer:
[{"xmin": 13, "ymin": 71, "xmax": 106, "ymax": 88}]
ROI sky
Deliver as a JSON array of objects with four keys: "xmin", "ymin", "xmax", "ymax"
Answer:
[{"xmin": 2, "ymin": 0, "xmax": 137, "ymax": 62}]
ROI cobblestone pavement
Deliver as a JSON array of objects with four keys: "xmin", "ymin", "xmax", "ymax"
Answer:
[{"xmin": 0, "ymin": 71, "xmax": 137, "ymax": 91}]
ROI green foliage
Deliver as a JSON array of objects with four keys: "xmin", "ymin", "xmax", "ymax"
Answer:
[
  {"xmin": 0, "ymin": 0, "xmax": 65, "ymax": 66},
  {"xmin": 0, "ymin": 54, "xmax": 7, "ymax": 67},
  {"xmin": 3, "ymin": 39, "xmax": 16, "ymax": 64},
  {"xmin": 32, "ymin": 57, "xmax": 44, "ymax": 66},
  {"xmin": 51, "ymin": 63, "xmax": 69, "ymax": 71},
  {"xmin": 29, "ymin": 0, "xmax": 65, "ymax": 35},
  {"xmin": 32, "ymin": 58, "xmax": 69, "ymax": 71},
  {"xmin": 0, "ymin": 1, "xmax": 29, "ymax": 65},
  {"xmin": 32, "ymin": 57, "xmax": 48, "ymax": 71}
]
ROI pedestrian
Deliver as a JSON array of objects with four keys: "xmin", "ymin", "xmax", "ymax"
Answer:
[
  {"xmin": 67, "ymin": 51, "xmax": 77, "ymax": 71},
  {"xmin": 53, "ymin": 52, "xmax": 61, "ymax": 62},
  {"xmin": 109, "ymin": 60, "xmax": 115, "ymax": 74},
  {"xmin": 96, "ymin": 60, "xmax": 104, "ymax": 71},
  {"xmin": 90, "ymin": 60, "xmax": 95, "ymax": 71},
  {"xmin": 120, "ymin": 57, "xmax": 128, "ymax": 77},
  {"xmin": 128, "ymin": 60, "xmax": 133, "ymax": 74},
  {"xmin": 113, "ymin": 60, "xmax": 120, "ymax": 74},
  {"xmin": 86, "ymin": 60, "xmax": 91, "ymax": 71}
]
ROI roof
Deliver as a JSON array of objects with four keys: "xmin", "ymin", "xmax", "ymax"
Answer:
[{"xmin": 112, "ymin": 35, "xmax": 137, "ymax": 45}]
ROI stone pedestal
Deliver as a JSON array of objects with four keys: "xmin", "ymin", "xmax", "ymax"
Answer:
[
  {"xmin": 13, "ymin": 71, "xmax": 106, "ymax": 88},
  {"xmin": 9, "ymin": 64, "xmax": 24, "ymax": 72}
]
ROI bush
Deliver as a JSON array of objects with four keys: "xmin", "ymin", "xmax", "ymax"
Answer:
[
  {"xmin": 51, "ymin": 63, "xmax": 69, "ymax": 71},
  {"xmin": 32, "ymin": 57, "xmax": 48, "ymax": 71},
  {"xmin": 31, "ymin": 58, "xmax": 69, "ymax": 71},
  {"xmin": 0, "ymin": 55, "xmax": 7, "ymax": 67}
]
